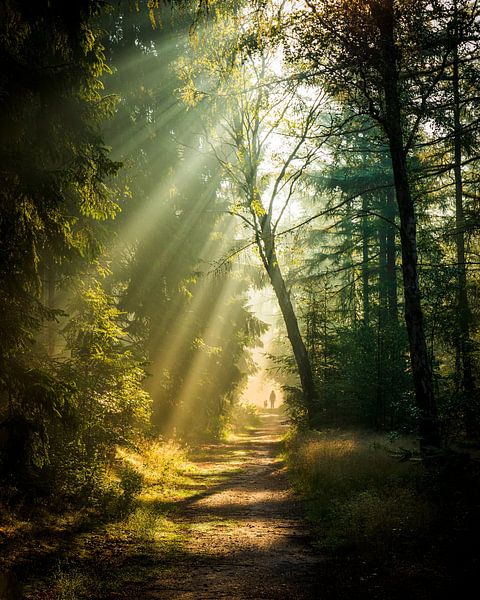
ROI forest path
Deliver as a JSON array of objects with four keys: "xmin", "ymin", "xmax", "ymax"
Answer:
[{"xmin": 137, "ymin": 412, "xmax": 322, "ymax": 599}]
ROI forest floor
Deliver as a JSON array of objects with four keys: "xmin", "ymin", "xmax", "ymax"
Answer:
[
  {"xmin": 1, "ymin": 412, "xmax": 324, "ymax": 599},
  {"xmin": 3, "ymin": 412, "xmax": 479, "ymax": 599},
  {"xmin": 131, "ymin": 411, "xmax": 323, "ymax": 600}
]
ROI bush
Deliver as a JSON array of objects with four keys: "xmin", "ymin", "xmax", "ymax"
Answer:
[
  {"xmin": 115, "ymin": 438, "xmax": 189, "ymax": 497},
  {"xmin": 286, "ymin": 429, "xmax": 432, "ymax": 553},
  {"xmin": 228, "ymin": 403, "xmax": 261, "ymax": 431},
  {"xmin": 283, "ymin": 387, "xmax": 308, "ymax": 427}
]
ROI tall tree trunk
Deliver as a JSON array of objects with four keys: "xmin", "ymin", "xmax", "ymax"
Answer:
[
  {"xmin": 385, "ymin": 188, "xmax": 398, "ymax": 322},
  {"xmin": 452, "ymin": 27, "xmax": 478, "ymax": 436},
  {"xmin": 378, "ymin": 1, "xmax": 440, "ymax": 449},
  {"xmin": 378, "ymin": 195, "xmax": 389, "ymax": 322},
  {"xmin": 377, "ymin": 195, "xmax": 388, "ymax": 430},
  {"xmin": 362, "ymin": 196, "xmax": 370, "ymax": 326},
  {"xmin": 259, "ymin": 222, "xmax": 318, "ymax": 424},
  {"xmin": 385, "ymin": 187, "xmax": 400, "ymax": 428}
]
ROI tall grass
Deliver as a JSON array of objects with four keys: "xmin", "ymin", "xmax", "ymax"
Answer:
[
  {"xmin": 17, "ymin": 439, "xmax": 192, "ymax": 599},
  {"xmin": 111, "ymin": 439, "xmax": 191, "ymax": 540},
  {"xmin": 52, "ymin": 567, "xmax": 89, "ymax": 600},
  {"xmin": 286, "ymin": 430, "xmax": 433, "ymax": 554},
  {"xmin": 118, "ymin": 439, "xmax": 189, "ymax": 482}
]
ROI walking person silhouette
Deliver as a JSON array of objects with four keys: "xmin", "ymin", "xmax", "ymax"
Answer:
[{"xmin": 269, "ymin": 389, "xmax": 276, "ymax": 410}]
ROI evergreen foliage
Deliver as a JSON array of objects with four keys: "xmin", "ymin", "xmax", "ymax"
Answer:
[{"xmin": 0, "ymin": 0, "xmax": 130, "ymax": 498}]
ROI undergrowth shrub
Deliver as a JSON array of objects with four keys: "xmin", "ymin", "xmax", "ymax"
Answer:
[
  {"xmin": 52, "ymin": 566, "xmax": 89, "ymax": 600},
  {"xmin": 286, "ymin": 430, "xmax": 433, "ymax": 554},
  {"xmin": 113, "ymin": 438, "xmax": 189, "ymax": 510},
  {"xmin": 116, "ymin": 462, "xmax": 144, "ymax": 513},
  {"xmin": 283, "ymin": 387, "xmax": 308, "ymax": 426},
  {"xmin": 229, "ymin": 403, "xmax": 261, "ymax": 431}
]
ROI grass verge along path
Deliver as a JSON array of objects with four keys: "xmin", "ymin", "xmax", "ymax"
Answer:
[
  {"xmin": 135, "ymin": 412, "xmax": 321, "ymax": 599},
  {"xmin": 2, "ymin": 412, "xmax": 322, "ymax": 599}
]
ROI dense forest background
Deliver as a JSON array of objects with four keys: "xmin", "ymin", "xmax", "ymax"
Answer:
[
  {"xmin": 0, "ymin": 0, "xmax": 269, "ymax": 505},
  {"xmin": 1, "ymin": 1, "xmax": 480, "ymax": 595}
]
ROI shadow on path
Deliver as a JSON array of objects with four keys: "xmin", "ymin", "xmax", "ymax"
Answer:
[{"xmin": 131, "ymin": 413, "xmax": 323, "ymax": 600}]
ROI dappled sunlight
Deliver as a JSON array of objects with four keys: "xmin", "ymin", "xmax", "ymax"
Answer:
[
  {"xmin": 191, "ymin": 487, "xmax": 292, "ymax": 512},
  {"xmin": 115, "ymin": 413, "xmax": 321, "ymax": 600},
  {"xmin": 2, "ymin": 0, "xmax": 480, "ymax": 598},
  {"xmin": 135, "ymin": 216, "xmax": 244, "ymax": 412},
  {"xmin": 111, "ymin": 148, "xmax": 221, "ymax": 255}
]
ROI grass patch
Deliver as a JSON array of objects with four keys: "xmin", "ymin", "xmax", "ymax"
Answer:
[
  {"xmin": 122, "ymin": 507, "xmax": 176, "ymax": 542},
  {"xmin": 286, "ymin": 428, "xmax": 480, "ymax": 596},
  {"xmin": 52, "ymin": 566, "xmax": 90, "ymax": 600},
  {"xmin": 11, "ymin": 438, "xmax": 195, "ymax": 599},
  {"xmin": 286, "ymin": 430, "xmax": 430, "ymax": 554},
  {"xmin": 116, "ymin": 438, "xmax": 191, "ymax": 500}
]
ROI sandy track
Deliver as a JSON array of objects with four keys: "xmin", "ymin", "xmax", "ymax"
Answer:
[{"xmin": 140, "ymin": 413, "xmax": 322, "ymax": 599}]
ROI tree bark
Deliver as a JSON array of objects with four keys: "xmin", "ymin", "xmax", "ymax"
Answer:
[
  {"xmin": 385, "ymin": 188, "xmax": 398, "ymax": 322},
  {"xmin": 378, "ymin": 0, "xmax": 441, "ymax": 449},
  {"xmin": 452, "ymin": 27, "xmax": 478, "ymax": 436},
  {"xmin": 378, "ymin": 195, "xmax": 388, "ymax": 324},
  {"xmin": 377, "ymin": 196, "xmax": 388, "ymax": 430},
  {"xmin": 260, "ymin": 221, "xmax": 318, "ymax": 424},
  {"xmin": 361, "ymin": 196, "xmax": 370, "ymax": 326}
]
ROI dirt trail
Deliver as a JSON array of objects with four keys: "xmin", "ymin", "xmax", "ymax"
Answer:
[{"xmin": 140, "ymin": 412, "xmax": 322, "ymax": 599}]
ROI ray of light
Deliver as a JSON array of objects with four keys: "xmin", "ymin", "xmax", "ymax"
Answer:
[
  {"xmin": 109, "ymin": 122, "xmax": 215, "ymax": 260},
  {"xmin": 145, "ymin": 217, "xmax": 239, "ymax": 403},
  {"xmin": 100, "ymin": 20, "xmax": 268, "ymax": 436},
  {"xmin": 163, "ymin": 266, "xmax": 246, "ymax": 434}
]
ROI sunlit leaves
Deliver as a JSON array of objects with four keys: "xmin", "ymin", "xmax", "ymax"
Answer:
[
  {"xmin": 252, "ymin": 194, "xmax": 267, "ymax": 218},
  {"xmin": 64, "ymin": 278, "xmax": 151, "ymax": 435},
  {"xmin": 0, "ymin": 0, "xmax": 130, "ymax": 497}
]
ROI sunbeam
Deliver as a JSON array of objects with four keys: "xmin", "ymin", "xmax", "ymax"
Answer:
[{"xmin": 2, "ymin": 1, "xmax": 478, "ymax": 596}]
